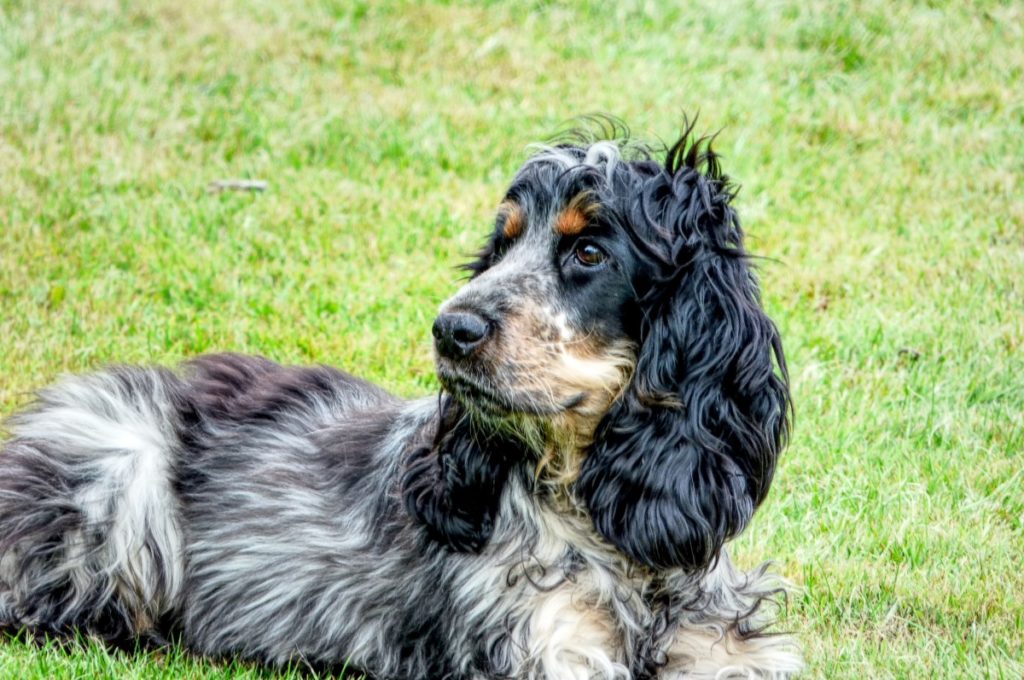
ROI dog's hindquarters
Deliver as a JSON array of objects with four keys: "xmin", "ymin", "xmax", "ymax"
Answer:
[{"xmin": 0, "ymin": 367, "xmax": 187, "ymax": 638}]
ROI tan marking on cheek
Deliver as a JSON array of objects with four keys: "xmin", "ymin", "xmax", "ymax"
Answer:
[
  {"xmin": 507, "ymin": 309, "xmax": 634, "ymax": 415},
  {"xmin": 557, "ymin": 340, "xmax": 636, "ymax": 405},
  {"xmin": 467, "ymin": 301, "xmax": 637, "ymax": 487},
  {"xmin": 500, "ymin": 201, "xmax": 525, "ymax": 239},
  {"xmin": 533, "ymin": 341, "xmax": 637, "ymax": 485}
]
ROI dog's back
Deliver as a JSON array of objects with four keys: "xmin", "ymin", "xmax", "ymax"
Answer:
[{"xmin": 0, "ymin": 354, "xmax": 397, "ymax": 642}]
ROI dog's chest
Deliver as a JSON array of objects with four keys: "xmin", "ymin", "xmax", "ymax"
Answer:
[{"xmin": 472, "ymin": 493, "xmax": 657, "ymax": 676}]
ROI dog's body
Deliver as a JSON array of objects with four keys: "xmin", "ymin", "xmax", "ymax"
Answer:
[{"xmin": 1, "ymin": 126, "xmax": 801, "ymax": 679}]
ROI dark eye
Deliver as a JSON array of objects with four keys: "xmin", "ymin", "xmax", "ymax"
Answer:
[{"xmin": 574, "ymin": 242, "xmax": 607, "ymax": 267}]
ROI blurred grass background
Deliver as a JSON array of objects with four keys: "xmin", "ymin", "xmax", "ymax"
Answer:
[{"xmin": 1, "ymin": 0, "xmax": 1021, "ymax": 678}]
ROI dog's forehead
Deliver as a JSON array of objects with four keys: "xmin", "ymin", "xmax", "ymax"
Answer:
[
  {"xmin": 502, "ymin": 168, "xmax": 606, "ymax": 242},
  {"xmin": 500, "ymin": 219, "xmax": 556, "ymax": 268}
]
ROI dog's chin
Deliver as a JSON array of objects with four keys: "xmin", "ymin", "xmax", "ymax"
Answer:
[{"xmin": 435, "ymin": 364, "xmax": 581, "ymax": 418}]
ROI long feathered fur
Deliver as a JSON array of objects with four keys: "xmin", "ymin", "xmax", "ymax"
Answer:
[{"xmin": 0, "ymin": 122, "xmax": 801, "ymax": 679}]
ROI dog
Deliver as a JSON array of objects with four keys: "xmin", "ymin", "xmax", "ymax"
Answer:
[{"xmin": 0, "ymin": 122, "xmax": 801, "ymax": 679}]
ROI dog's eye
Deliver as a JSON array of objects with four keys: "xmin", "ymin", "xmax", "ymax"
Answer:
[{"xmin": 574, "ymin": 243, "xmax": 607, "ymax": 267}]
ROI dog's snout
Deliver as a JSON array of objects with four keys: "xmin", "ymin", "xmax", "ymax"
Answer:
[{"xmin": 433, "ymin": 311, "xmax": 491, "ymax": 359}]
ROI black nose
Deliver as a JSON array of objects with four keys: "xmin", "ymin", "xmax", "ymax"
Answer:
[{"xmin": 432, "ymin": 311, "xmax": 491, "ymax": 359}]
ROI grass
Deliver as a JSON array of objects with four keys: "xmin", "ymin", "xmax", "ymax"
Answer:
[{"xmin": 0, "ymin": 0, "xmax": 1021, "ymax": 677}]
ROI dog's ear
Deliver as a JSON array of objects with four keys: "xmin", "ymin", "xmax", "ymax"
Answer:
[
  {"xmin": 402, "ymin": 397, "xmax": 518, "ymax": 552},
  {"xmin": 577, "ymin": 130, "xmax": 790, "ymax": 571}
]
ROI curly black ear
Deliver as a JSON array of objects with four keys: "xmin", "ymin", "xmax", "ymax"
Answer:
[
  {"xmin": 402, "ymin": 396, "xmax": 520, "ymax": 552},
  {"xmin": 577, "ymin": 128, "xmax": 790, "ymax": 571}
]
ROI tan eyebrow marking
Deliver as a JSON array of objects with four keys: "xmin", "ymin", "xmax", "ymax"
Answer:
[
  {"xmin": 555, "ymin": 192, "xmax": 598, "ymax": 236},
  {"xmin": 500, "ymin": 201, "xmax": 525, "ymax": 239}
]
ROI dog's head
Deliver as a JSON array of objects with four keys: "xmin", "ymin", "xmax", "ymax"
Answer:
[{"xmin": 404, "ymin": 121, "xmax": 790, "ymax": 570}]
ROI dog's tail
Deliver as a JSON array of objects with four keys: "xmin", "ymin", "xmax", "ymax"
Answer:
[{"xmin": 0, "ymin": 367, "xmax": 187, "ymax": 638}]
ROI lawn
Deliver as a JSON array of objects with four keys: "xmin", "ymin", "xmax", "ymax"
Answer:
[{"xmin": 0, "ymin": 0, "xmax": 1021, "ymax": 678}]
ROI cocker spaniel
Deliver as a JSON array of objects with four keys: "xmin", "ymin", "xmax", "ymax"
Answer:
[{"xmin": 0, "ymin": 122, "xmax": 801, "ymax": 679}]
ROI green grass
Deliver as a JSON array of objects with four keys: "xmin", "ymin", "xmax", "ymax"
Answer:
[{"xmin": 1, "ymin": 0, "xmax": 1021, "ymax": 677}]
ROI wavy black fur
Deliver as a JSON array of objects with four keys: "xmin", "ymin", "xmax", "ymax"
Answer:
[
  {"xmin": 577, "ymin": 121, "xmax": 790, "ymax": 570},
  {"xmin": 402, "ymin": 397, "xmax": 523, "ymax": 553}
]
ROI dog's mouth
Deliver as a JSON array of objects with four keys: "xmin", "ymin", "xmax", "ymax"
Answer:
[{"xmin": 436, "ymin": 364, "xmax": 583, "ymax": 418}]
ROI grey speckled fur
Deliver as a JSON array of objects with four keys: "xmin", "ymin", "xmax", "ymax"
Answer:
[{"xmin": 1, "ymin": 135, "xmax": 801, "ymax": 679}]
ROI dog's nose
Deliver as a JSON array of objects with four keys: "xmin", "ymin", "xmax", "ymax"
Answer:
[{"xmin": 432, "ymin": 311, "xmax": 491, "ymax": 359}]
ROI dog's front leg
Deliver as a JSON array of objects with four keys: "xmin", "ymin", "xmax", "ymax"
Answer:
[
  {"xmin": 518, "ymin": 588, "xmax": 629, "ymax": 680},
  {"xmin": 650, "ymin": 551, "xmax": 802, "ymax": 680},
  {"xmin": 657, "ymin": 626, "xmax": 802, "ymax": 680}
]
